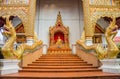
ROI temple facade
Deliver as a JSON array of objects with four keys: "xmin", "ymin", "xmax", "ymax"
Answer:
[{"xmin": 0, "ymin": 0, "xmax": 120, "ymax": 78}]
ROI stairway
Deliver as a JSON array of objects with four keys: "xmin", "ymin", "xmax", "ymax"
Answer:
[
  {"xmin": 19, "ymin": 51, "xmax": 101, "ymax": 73},
  {"xmin": 1, "ymin": 50, "xmax": 120, "ymax": 79}
]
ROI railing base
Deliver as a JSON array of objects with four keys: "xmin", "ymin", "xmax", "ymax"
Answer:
[
  {"xmin": 0, "ymin": 59, "xmax": 20, "ymax": 75},
  {"xmin": 100, "ymin": 59, "xmax": 120, "ymax": 74}
]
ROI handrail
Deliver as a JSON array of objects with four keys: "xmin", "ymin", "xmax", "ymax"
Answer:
[
  {"xmin": 76, "ymin": 44, "xmax": 100, "ymax": 67},
  {"xmin": 21, "ymin": 45, "xmax": 43, "ymax": 67}
]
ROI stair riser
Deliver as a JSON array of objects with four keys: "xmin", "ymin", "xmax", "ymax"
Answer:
[
  {"xmin": 36, "ymin": 59, "xmax": 82, "ymax": 61},
  {"xmin": 42, "ymin": 55, "xmax": 78, "ymax": 57},
  {"xmin": 19, "ymin": 69, "xmax": 101, "ymax": 72},
  {"xmin": 28, "ymin": 64, "xmax": 92, "ymax": 66},
  {"xmin": 32, "ymin": 61, "xmax": 87, "ymax": 63},
  {"xmin": 22, "ymin": 67, "xmax": 97, "ymax": 69},
  {"xmin": 40, "ymin": 57, "xmax": 80, "ymax": 60}
]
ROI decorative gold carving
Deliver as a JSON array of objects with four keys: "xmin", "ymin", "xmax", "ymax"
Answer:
[
  {"xmin": 86, "ymin": 0, "xmax": 120, "ymax": 37},
  {"xmin": 91, "ymin": 10, "xmax": 120, "ymax": 34},
  {"xmin": 1, "ymin": 16, "xmax": 42, "ymax": 59},
  {"xmin": 0, "ymin": 0, "xmax": 36, "ymax": 37},
  {"xmin": 49, "ymin": 12, "xmax": 70, "ymax": 49},
  {"xmin": 0, "ymin": 8, "xmax": 29, "ymax": 36},
  {"xmin": 82, "ymin": 0, "xmax": 120, "ymax": 38},
  {"xmin": 83, "ymin": 0, "xmax": 94, "ymax": 37},
  {"xmin": 0, "ymin": 0, "xmax": 29, "ymax": 5},
  {"xmin": 90, "ymin": 0, "xmax": 120, "ymax": 6},
  {"xmin": 90, "ymin": 0, "xmax": 112, "ymax": 5},
  {"xmin": 114, "ymin": 0, "xmax": 120, "ymax": 6},
  {"xmin": 77, "ymin": 18, "xmax": 119, "ymax": 60},
  {"xmin": 55, "ymin": 11, "xmax": 64, "ymax": 26},
  {"xmin": 27, "ymin": 0, "xmax": 36, "ymax": 37}
]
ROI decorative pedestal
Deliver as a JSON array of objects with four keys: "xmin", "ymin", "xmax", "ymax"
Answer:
[
  {"xmin": 100, "ymin": 59, "xmax": 120, "ymax": 73},
  {"xmin": 0, "ymin": 59, "xmax": 20, "ymax": 75}
]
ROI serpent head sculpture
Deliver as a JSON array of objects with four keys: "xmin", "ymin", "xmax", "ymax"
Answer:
[{"xmin": 2, "ymin": 15, "xmax": 42, "ymax": 59}]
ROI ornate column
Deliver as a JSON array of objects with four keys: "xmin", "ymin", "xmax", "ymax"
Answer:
[
  {"xmin": 82, "ymin": 0, "xmax": 93, "ymax": 45},
  {"xmin": 26, "ymin": 0, "xmax": 36, "ymax": 45}
]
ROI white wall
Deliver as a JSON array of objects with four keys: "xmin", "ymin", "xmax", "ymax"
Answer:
[{"xmin": 35, "ymin": 0, "xmax": 84, "ymax": 47}]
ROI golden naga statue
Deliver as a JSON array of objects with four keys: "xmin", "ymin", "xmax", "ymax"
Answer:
[
  {"xmin": 77, "ymin": 18, "xmax": 119, "ymax": 60},
  {"xmin": 2, "ymin": 15, "xmax": 42, "ymax": 59}
]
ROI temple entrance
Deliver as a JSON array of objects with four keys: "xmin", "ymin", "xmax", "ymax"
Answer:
[{"xmin": 48, "ymin": 12, "xmax": 71, "ymax": 54}]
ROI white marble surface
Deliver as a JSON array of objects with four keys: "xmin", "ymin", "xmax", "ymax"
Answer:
[
  {"xmin": 100, "ymin": 59, "xmax": 120, "ymax": 73},
  {"xmin": 0, "ymin": 59, "xmax": 20, "ymax": 75}
]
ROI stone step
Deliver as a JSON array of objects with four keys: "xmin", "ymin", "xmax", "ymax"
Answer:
[
  {"xmin": 37, "ymin": 58, "xmax": 82, "ymax": 60},
  {"xmin": 40, "ymin": 57, "xmax": 80, "ymax": 59},
  {"xmin": 47, "ymin": 54, "xmax": 73, "ymax": 55},
  {"xmin": 2, "ymin": 50, "xmax": 119, "ymax": 79},
  {"xmin": 28, "ymin": 63, "xmax": 92, "ymax": 66},
  {"xmin": 32, "ymin": 61, "xmax": 86, "ymax": 63},
  {"xmin": 41, "ymin": 55, "xmax": 78, "ymax": 57},
  {"xmin": 42, "ymin": 54, "xmax": 77, "ymax": 56},
  {"xmin": 23, "ymin": 66, "xmax": 97, "ymax": 69},
  {"xmin": 2, "ymin": 71, "xmax": 120, "ymax": 79},
  {"xmin": 36, "ymin": 59, "xmax": 83, "ymax": 61},
  {"xmin": 20, "ymin": 51, "xmax": 101, "ymax": 75},
  {"xmin": 19, "ymin": 69, "xmax": 101, "ymax": 72}
]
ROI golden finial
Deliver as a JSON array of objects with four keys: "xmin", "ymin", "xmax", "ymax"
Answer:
[{"xmin": 55, "ymin": 11, "xmax": 63, "ymax": 26}]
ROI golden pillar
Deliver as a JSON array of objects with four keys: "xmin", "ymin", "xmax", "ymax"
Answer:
[
  {"xmin": 26, "ymin": 0, "xmax": 36, "ymax": 44},
  {"xmin": 82, "ymin": 0, "xmax": 93, "ymax": 45},
  {"xmin": 26, "ymin": 0, "xmax": 36, "ymax": 37}
]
